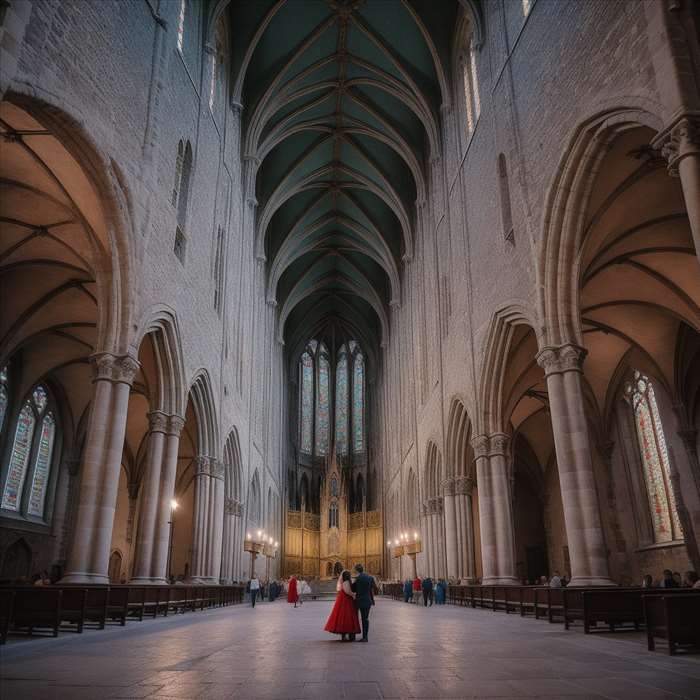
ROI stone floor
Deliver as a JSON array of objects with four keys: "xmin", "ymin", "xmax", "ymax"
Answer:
[{"xmin": 1, "ymin": 598, "xmax": 699, "ymax": 699}]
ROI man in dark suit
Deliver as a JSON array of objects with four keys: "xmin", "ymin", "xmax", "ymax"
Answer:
[{"xmin": 352, "ymin": 563, "xmax": 378, "ymax": 642}]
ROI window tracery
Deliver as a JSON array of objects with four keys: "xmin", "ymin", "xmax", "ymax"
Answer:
[
  {"xmin": 1, "ymin": 383, "xmax": 57, "ymax": 520},
  {"xmin": 296, "ymin": 339, "xmax": 365, "ymax": 458},
  {"xmin": 625, "ymin": 372, "xmax": 682, "ymax": 543}
]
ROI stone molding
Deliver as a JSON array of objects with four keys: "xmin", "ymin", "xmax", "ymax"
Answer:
[
  {"xmin": 652, "ymin": 115, "xmax": 700, "ymax": 176},
  {"xmin": 536, "ymin": 343, "xmax": 586, "ymax": 377},
  {"xmin": 194, "ymin": 456, "xmax": 210, "ymax": 476},
  {"xmin": 91, "ymin": 352, "xmax": 140, "ymax": 385},
  {"xmin": 422, "ymin": 497, "xmax": 443, "ymax": 515}
]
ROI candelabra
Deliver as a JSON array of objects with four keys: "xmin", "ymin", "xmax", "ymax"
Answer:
[{"xmin": 387, "ymin": 530, "xmax": 422, "ymax": 579}]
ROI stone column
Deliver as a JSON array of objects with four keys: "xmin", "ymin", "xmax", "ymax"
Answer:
[
  {"xmin": 653, "ymin": 117, "xmax": 700, "ymax": 265},
  {"xmin": 208, "ymin": 459, "xmax": 225, "ymax": 582},
  {"xmin": 442, "ymin": 478, "xmax": 459, "ymax": 579},
  {"xmin": 62, "ymin": 353, "xmax": 139, "ymax": 583},
  {"xmin": 221, "ymin": 498, "xmax": 242, "ymax": 583},
  {"xmin": 455, "ymin": 476, "xmax": 475, "ymax": 580},
  {"xmin": 473, "ymin": 434, "xmax": 519, "ymax": 584},
  {"xmin": 131, "ymin": 411, "xmax": 168, "ymax": 583},
  {"xmin": 190, "ymin": 456, "xmax": 211, "ymax": 581},
  {"xmin": 151, "ymin": 415, "xmax": 184, "ymax": 581},
  {"xmin": 537, "ymin": 344, "xmax": 614, "ymax": 585}
]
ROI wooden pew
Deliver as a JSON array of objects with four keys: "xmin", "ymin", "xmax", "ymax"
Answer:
[
  {"xmin": 107, "ymin": 587, "xmax": 129, "ymax": 625},
  {"xmin": 83, "ymin": 587, "xmax": 109, "ymax": 628},
  {"xmin": 12, "ymin": 588, "xmax": 62, "ymax": 637},
  {"xmin": 644, "ymin": 593, "xmax": 700, "ymax": 655},
  {"xmin": 60, "ymin": 587, "xmax": 88, "ymax": 633},
  {"xmin": 0, "ymin": 589, "xmax": 15, "ymax": 644}
]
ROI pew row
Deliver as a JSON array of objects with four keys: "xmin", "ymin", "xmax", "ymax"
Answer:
[{"xmin": 0, "ymin": 584, "xmax": 245, "ymax": 643}]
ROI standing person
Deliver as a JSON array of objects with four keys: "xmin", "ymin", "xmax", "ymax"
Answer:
[
  {"xmin": 249, "ymin": 574, "xmax": 260, "ymax": 608},
  {"xmin": 403, "ymin": 578, "xmax": 412, "ymax": 603},
  {"xmin": 352, "ymin": 564, "xmax": 378, "ymax": 642},
  {"xmin": 641, "ymin": 574, "xmax": 654, "ymax": 588},
  {"xmin": 435, "ymin": 579, "xmax": 446, "ymax": 604},
  {"xmin": 421, "ymin": 575, "xmax": 434, "ymax": 606},
  {"xmin": 412, "ymin": 575, "xmax": 421, "ymax": 604},
  {"xmin": 324, "ymin": 570, "xmax": 361, "ymax": 641},
  {"xmin": 287, "ymin": 575, "xmax": 300, "ymax": 607},
  {"xmin": 660, "ymin": 569, "xmax": 678, "ymax": 588}
]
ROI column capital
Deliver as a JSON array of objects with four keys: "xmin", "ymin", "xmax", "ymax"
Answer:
[
  {"xmin": 652, "ymin": 115, "xmax": 700, "ymax": 176},
  {"xmin": 194, "ymin": 455, "xmax": 210, "ymax": 476},
  {"xmin": 536, "ymin": 343, "xmax": 586, "ymax": 376},
  {"xmin": 454, "ymin": 475, "xmax": 475, "ymax": 495},
  {"xmin": 167, "ymin": 414, "xmax": 186, "ymax": 436},
  {"xmin": 441, "ymin": 477, "xmax": 455, "ymax": 496},
  {"xmin": 471, "ymin": 433, "xmax": 510, "ymax": 459},
  {"xmin": 90, "ymin": 352, "xmax": 140, "ymax": 385},
  {"xmin": 147, "ymin": 410, "xmax": 169, "ymax": 434}
]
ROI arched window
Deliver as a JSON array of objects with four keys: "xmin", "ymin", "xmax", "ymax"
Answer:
[
  {"xmin": 625, "ymin": 372, "xmax": 682, "ymax": 543},
  {"xmin": 329, "ymin": 501, "xmax": 339, "ymax": 529},
  {"xmin": 498, "ymin": 153, "xmax": 514, "ymax": 243},
  {"xmin": 315, "ymin": 351, "xmax": 329, "ymax": 455},
  {"xmin": 177, "ymin": 142, "xmax": 193, "ymax": 231},
  {"xmin": 299, "ymin": 352, "xmax": 313, "ymax": 453},
  {"xmin": 213, "ymin": 226, "xmax": 225, "ymax": 313},
  {"xmin": 352, "ymin": 352, "xmax": 364, "ymax": 453},
  {"xmin": 335, "ymin": 347, "xmax": 348, "ymax": 455},
  {"xmin": 209, "ymin": 17, "xmax": 227, "ymax": 113},
  {"xmin": 522, "ymin": 0, "xmax": 531, "ymax": 16},
  {"xmin": 172, "ymin": 141, "xmax": 184, "ymax": 205},
  {"xmin": 1, "ymin": 384, "xmax": 58, "ymax": 520},
  {"xmin": 176, "ymin": 0, "xmax": 186, "ymax": 52},
  {"xmin": 457, "ymin": 16, "xmax": 481, "ymax": 146}
]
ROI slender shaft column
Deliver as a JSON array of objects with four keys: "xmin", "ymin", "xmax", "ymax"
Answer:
[
  {"xmin": 653, "ymin": 117, "xmax": 700, "ymax": 265},
  {"xmin": 423, "ymin": 503, "xmax": 434, "ymax": 576},
  {"xmin": 209, "ymin": 460, "xmax": 225, "ymax": 582},
  {"xmin": 131, "ymin": 411, "xmax": 168, "ymax": 582},
  {"xmin": 442, "ymin": 479, "xmax": 458, "ymax": 579},
  {"xmin": 190, "ymin": 456, "xmax": 211, "ymax": 580},
  {"xmin": 537, "ymin": 344, "xmax": 614, "ymax": 585},
  {"xmin": 62, "ymin": 353, "xmax": 139, "ymax": 583},
  {"xmin": 221, "ymin": 500, "xmax": 243, "ymax": 582},
  {"xmin": 455, "ymin": 476, "xmax": 475, "ymax": 580},
  {"xmin": 151, "ymin": 415, "xmax": 184, "ymax": 581},
  {"xmin": 473, "ymin": 435, "xmax": 519, "ymax": 584}
]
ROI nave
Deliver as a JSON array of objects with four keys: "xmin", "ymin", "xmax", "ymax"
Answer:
[{"xmin": 2, "ymin": 597, "xmax": 699, "ymax": 700}]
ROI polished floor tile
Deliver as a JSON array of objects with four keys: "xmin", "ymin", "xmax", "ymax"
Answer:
[{"xmin": 1, "ymin": 598, "xmax": 699, "ymax": 699}]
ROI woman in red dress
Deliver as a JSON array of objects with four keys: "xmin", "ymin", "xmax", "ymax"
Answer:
[
  {"xmin": 287, "ymin": 576, "xmax": 299, "ymax": 607},
  {"xmin": 324, "ymin": 570, "xmax": 361, "ymax": 641}
]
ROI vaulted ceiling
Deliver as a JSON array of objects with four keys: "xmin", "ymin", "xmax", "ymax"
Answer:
[{"xmin": 228, "ymin": 0, "xmax": 462, "ymax": 360}]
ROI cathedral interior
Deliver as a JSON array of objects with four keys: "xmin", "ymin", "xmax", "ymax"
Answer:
[{"xmin": 1, "ymin": 0, "xmax": 700, "ymax": 673}]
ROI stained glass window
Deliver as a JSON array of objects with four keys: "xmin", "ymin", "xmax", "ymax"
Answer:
[
  {"xmin": 2, "ymin": 403, "xmax": 35, "ymax": 511},
  {"xmin": 27, "ymin": 413, "xmax": 56, "ymax": 517},
  {"xmin": 315, "ymin": 354, "xmax": 329, "ymax": 455},
  {"xmin": 627, "ymin": 372, "xmax": 682, "ymax": 543},
  {"xmin": 352, "ymin": 353, "xmax": 364, "ymax": 453},
  {"xmin": 0, "ymin": 365, "xmax": 8, "ymax": 432},
  {"xmin": 300, "ymin": 352, "xmax": 313, "ymax": 453},
  {"xmin": 335, "ymin": 351, "xmax": 348, "ymax": 455},
  {"xmin": 329, "ymin": 501, "xmax": 339, "ymax": 528}
]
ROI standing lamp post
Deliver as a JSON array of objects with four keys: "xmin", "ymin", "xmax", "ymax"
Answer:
[
  {"xmin": 244, "ymin": 530, "xmax": 265, "ymax": 579},
  {"xmin": 263, "ymin": 536, "xmax": 279, "ymax": 584},
  {"xmin": 166, "ymin": 499, "xmax": 178, "ymax": 581}
]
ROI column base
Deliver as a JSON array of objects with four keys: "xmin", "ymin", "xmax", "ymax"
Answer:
[
  {"xmin": 481, "ymin": 576, "xmax": 520, "ymax": 585},
  {"xmin": 60, "ymin": 572, "xmax": 110, "ymax": 585},
  {"xmin": 568, "ymin": 576, "xmax": 616, "ymax": 587},
  {"xmin": 130, "ymin": 577, "xmax": 169, "ymax": 585}
]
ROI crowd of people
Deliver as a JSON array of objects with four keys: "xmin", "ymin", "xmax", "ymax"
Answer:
[
  {"xmin": 399, "ymin": 576, "xmax": 449, "ymax": 605},
  {"xmin": 388, "ymin": 568, "xmax": 700, "ymax": 597}
]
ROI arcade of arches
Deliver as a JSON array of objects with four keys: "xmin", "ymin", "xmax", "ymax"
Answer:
[{"xmin": 1, "ymin": 0, "xmax": 700, "ymax": 598}]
